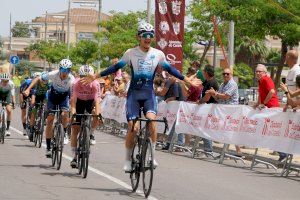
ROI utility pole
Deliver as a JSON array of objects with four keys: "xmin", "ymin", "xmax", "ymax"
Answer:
[
  {"xmin": 147, "ymin": 0, "xmax": 151, "ymax": 23},
  {"xmin": 98, "ymin": 0, "xmax": 102, "ymax": 31},
  {"xmin": 228, "ymin": 20, "xmax": 234, "ymax": 68},
  {"xmin": 67, "ymin": 0, "xmax": 71, "ymax": 54},
  {"xmin": 44, "ymin": 10, "xmax": 48, "ymax": 70},
  {"xmin": 9, "ymin": 13, "xmax": 12, "ymax": 52}
]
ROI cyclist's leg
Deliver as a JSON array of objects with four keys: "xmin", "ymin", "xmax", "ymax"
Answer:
[
  {"xmin": 59, "ymin": 96, "xmax": 70, "ymax": 131},
  {"xmin": 45, "ymin": 99, "xmax": 55, "ymax": 152},
  {"xmin": 20, "ymin": 94, "xmax": 27, "ymax": 134},
  {"xmin": 144, "ymin": 91, "xmax": 158, "ymax": 145},
  {"xmin": 30, "ymin": 95, "xmax": 36, "ymax": 129},
  {"xmin": 5, "ymin": 94, "xmax": 13, "ymax": 132}
]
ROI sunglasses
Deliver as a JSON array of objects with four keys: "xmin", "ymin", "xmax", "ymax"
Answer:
[
  {"xmin": 140, "ymin": 32, "xmax": 154, "ymax": 39},
  {"xmin": 255, "ymin": 70, "xmax": 265, "ymax": 73},
  {"xmin": 222, "ymin": 72, "xmax": 230, "ymax": 76},
  {"xmin": 59, "ymin": 67, "xmax": 71, "ymax": 74}
]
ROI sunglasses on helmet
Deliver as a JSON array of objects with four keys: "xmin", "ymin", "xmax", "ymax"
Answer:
[{"xmin": 140, "ymin": 32, "xmax": 154, "ymax": 39}]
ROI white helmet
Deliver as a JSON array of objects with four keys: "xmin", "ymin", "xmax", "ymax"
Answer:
[
  {"xmin": 33, "ymin": 72, "xmax": 41, "ymax": 78},
  {"xmin": 79, "ymin": 65, "xmax": 94, "ymax": 76},
  {"xmin": 59, "ymin": 59, "xmax": 72, "ymax": 69},
  {"xmin": 138, "ymin": 22, "xmax": 154, "ymax": 35},
  {"xmin": 0, "ymin": 73, "xmax": 10, "ymax": 80}
]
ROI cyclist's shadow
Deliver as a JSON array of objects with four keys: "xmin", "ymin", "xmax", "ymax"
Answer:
[{"xmin": 76, "ymin": 187, "xmax": 145, "ymax": 198}]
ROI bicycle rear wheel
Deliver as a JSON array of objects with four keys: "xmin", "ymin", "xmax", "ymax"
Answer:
[
  {"xmin": 130, "ymin": 140, "xmax": 141, "ymax": 192},
  {"xmin": 82, "ymin": 126, "xmax": 90, "ymax": 178},
  {"xmin": 56, "ymin": 124, "xmax": 64, "ymax": 170},
  {"xmin": 142, "ymin": 138, "xmax": 154, "ymax": 198}
]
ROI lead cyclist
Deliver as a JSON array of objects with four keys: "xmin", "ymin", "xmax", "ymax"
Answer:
[{"xmin": 82, "ymin": 22, "xmax": 201, "ymax": 172}]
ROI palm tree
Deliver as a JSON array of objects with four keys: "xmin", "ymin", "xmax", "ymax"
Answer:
[{"xmin": 235, "ymin": 36, "xmax": 268, "ymax": 66}]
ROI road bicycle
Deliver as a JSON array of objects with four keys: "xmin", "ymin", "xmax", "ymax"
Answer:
[
  {"xmin": 72, "ymin": 113, "xmax": 102, "ymax": 178},
  {"xmin": 129, "ymin": 116, "xmax": 168, "ymax": 198},
  {"xmin": 50, "ymin": 106, "xmax": 65, "ymax": 170}
]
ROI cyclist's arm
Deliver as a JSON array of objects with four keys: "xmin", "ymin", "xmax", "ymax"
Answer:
[
  {"xmin": 26, "ymin": 77, "xmax": 40, "ymax": 93},
  {"xmin": 70, "ymin": 83, "xmax": 77, "ymax": 115},
  {"xmin": 99, "ymin": 60, "xmax": 127, "ymax": 77}
]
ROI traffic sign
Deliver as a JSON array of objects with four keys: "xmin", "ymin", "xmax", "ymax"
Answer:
[{"xmin": 10, "ymin": 55, "xmax": 20, "ymax": 65}]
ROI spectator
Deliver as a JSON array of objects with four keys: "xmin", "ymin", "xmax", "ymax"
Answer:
[
  {"xmin": 206, "ymin": 67, "xmax": 241, "ymax": 156},
  {"xmin": 198, "ymin": 65, "xmax": 219, "ymax": 152},
  {"xmin": 253, "ymin": 64, "xmax": 279, "ymax": 109},
  {"xmin": 281, "ymin": 75, "xmax": 300, "ymax": 110},
  {"xmin": 191, "ymin": 61, "xmax": 205, "ymax": 82},
  {"xmin": 113, "ymin": 76, "xmax": 125, "ymax": 97},
  {"xmin": 121, "ymin": 71, "xmax": 131, "ymax": 96},
  {"xmin": 282, "ymin": 50, "xmax": 300, "ymax": 111}
]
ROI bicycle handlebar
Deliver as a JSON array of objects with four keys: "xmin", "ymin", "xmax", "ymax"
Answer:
[{"xmin": 132, "ymin": 117, "xmax": 169, "ymax": 134}]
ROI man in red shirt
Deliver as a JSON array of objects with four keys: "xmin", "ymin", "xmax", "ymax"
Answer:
[
  {"xmin": 254, "ymin": 64, "xmax": 286, "ymax": 161},
  {"xmin": 254, "ymin": 64, "xmax": 279, "ymax": 109}
]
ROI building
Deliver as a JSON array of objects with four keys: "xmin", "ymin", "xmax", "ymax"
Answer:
[{"xmin": 1, "ymin": 8, "xmax": 110, "ymax": 70}]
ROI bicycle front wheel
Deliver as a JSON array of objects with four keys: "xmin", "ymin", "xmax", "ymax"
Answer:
[
  {"xmin": 82, "ymin": 126, "xmax": 90, "ymax": 178},
  {"xmin": 51, "ymin": 137, "xmax": 57, "ymax": 167},
  {"xmin": 142, "ymin": 139, "xmax": 154, "ymax": 198},
  {"xmin": 130, "ymin": 140, "xmax": 140, "ymax": 192},
  {"xmin": 0, "ymin": 111, "xmax": 5, "ymax": 144},
  {"xmin": 56, "ymin": 124, "xmax": 64, "ymax": 170},
  {"xmin": 37, "ymin": 108, "xmax": 45, "ymax": 148}
]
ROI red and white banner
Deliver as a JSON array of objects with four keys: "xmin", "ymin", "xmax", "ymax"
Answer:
[
  {"xmin": 101, "ymin": 95, "xmax": 300, "ymax": 155},
  {"xmin": 155, "ymin": 0, "xmax": 185, "ymax": 72}
]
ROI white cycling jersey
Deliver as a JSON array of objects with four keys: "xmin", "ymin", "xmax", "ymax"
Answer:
[
  {"xmin": 41, "ymin": 70, "xmax": 75, "ymax": 93},
  {"xmin": 0, "ymin": 80, "xmax": 15, "ymax": 96}
]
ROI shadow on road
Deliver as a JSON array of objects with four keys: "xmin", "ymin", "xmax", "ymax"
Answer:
[
  {"xmin": 22, "ymin": 164, "xmax": 52, "ymax": 169},
  {"xmin": 41, "ymin": 171, "xmax": 82, "ymax": 179},
  {"xmin": 13, "ymin": 144, "xmax": 35, "ymax": 148},
  {"xmin": 77, "ymin": 187, "xmax": 144, "ymax": 199}
]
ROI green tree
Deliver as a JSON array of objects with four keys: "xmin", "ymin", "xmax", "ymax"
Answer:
[
  {"xmin": 95, "ymin": 11, "xmax": 147, "ymax": 68},
  {"xmin": 200, "ymin": 0, "xmax": 300, "ymax": 87},
  {"xmin": 70, "ymin": 40, "xmax": 98, "ymax": 65},
  {"xmin": 15, "ymin": 60, "xmax": 37, "ymax": 74},
  {"xmin": 27, "ymin": 40, "xmax": 68, "ymax": 67},
  {"xmin": 11, "ymin": 21, "xmax": 31, "ymax": 37}
]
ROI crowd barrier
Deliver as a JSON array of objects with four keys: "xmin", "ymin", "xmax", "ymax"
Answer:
[{"xmin": 100, "ymin": 94, "xmax": 300, "ymax": 176}]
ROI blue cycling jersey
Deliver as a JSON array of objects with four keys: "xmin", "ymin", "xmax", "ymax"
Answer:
[{"xmin": 100, "ymin": 46, "xmax": 184, "ymax": 91}]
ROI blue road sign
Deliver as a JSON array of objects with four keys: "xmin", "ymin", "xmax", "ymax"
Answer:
[{"xmin": 10, "ymin": 55, "xmax": 20, "ymax": 65}]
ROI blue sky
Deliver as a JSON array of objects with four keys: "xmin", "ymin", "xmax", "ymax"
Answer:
[{"xmin": 0, "ymin": 0, "xmax": 153, "ymax": 37}]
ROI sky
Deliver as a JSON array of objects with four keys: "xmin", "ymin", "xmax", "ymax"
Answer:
[{"xmin": 0, "ymin": 0, "xmax": 154, "ymax": 37}]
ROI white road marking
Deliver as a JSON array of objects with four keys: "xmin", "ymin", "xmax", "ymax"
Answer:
[{"xmin": 10, "ymin": 126, "xmax": 158, "ymax": 200}]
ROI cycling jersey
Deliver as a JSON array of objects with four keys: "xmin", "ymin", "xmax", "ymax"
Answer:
[
  {"xmin": 99, "ymin": 46, "xmax": 185, "ymax": 120},
  {"xmin": 0, "ymin": 80, "xmax": 15, "ymax": 103},
  {"xmin": 71, "ymin": 78, "xmax": 101, "ymax": 101},
  {"xmin": 20, "ymin": 78, "xmax": 35, "ymax": 96},
  {"xmin": 41, "ymin": 70, "xmax": 74, "ymax": 112},
  {"xmin": 41, "ymin": 70, "xmax": 74, "ymax": 93},
  {"xmin": 100, "ymin": 46, "xmax": 184, "ymax": 91},
  {"xmin": 34, "ymin": 81, "xmax": 50, "ymax": 96}
]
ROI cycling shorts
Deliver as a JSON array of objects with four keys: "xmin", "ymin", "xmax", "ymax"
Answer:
[{"xmin": 126, "ymin": 89, "xmax": 157, "ymax": 121}]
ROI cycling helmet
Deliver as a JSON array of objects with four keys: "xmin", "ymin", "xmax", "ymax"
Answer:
[
  {"xmin": 59, "ymin": 59, "xmax": 72, "ymax": 69},
  {"xmin": 79, "ymin": 65, "xmax": 94, "ymax": 76},
  {"xmin": 138, "ymin": 22, "xmax": 154, "ymax": 35},
  {"xmin": 0, "ymin": 73, "xmax": 10, "ymax": 80},
  {"xmin": 33, "ymin": 72, "xmax": 41, "ymax": 78}
]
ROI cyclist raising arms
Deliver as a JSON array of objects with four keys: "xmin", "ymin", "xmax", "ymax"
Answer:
[
  {"xmin": 24, "ymin": 59, "xmax": 74, "ymax": 157},
  {"xmin": 69, "ymin": 65, "xmax": 101, "ymax": 168},
  {"xmin": 82, "ymin": 22, "xmax": 201, "ymax": 171},
  {"xmin": 0, "ymin": 73, "xmax": 16, "ymax": 136},
  {"xmin": 27, "ymin": 72, "xmax": 50, "ymax": 142}
]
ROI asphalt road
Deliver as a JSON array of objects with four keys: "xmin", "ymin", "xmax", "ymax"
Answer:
[{"xmin": 0, "ymin": 108, "xmax": 299, "ymax": 200}]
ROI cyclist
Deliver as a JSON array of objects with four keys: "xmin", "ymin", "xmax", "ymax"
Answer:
[
  {"xmin": 20, "ymin": 76, "xmax": 34, "ymax": 136},
  {"xmin": 69, "ymin": 65, "xmax": 101, "ymax": 168},
  {"xmin": 82, "ymin": 22, "xmax": 201, "ymax": 172},
  {"xmin": 0, "ymin": 73, "xmax": 16, "ymax": 136},
  {"xmin": 28, "ymin": 72, "xmax": 50, "ymax": 142},
  {"xmin": 24, "ymin": 59, "xmax": 74, "ymax": 157}
]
